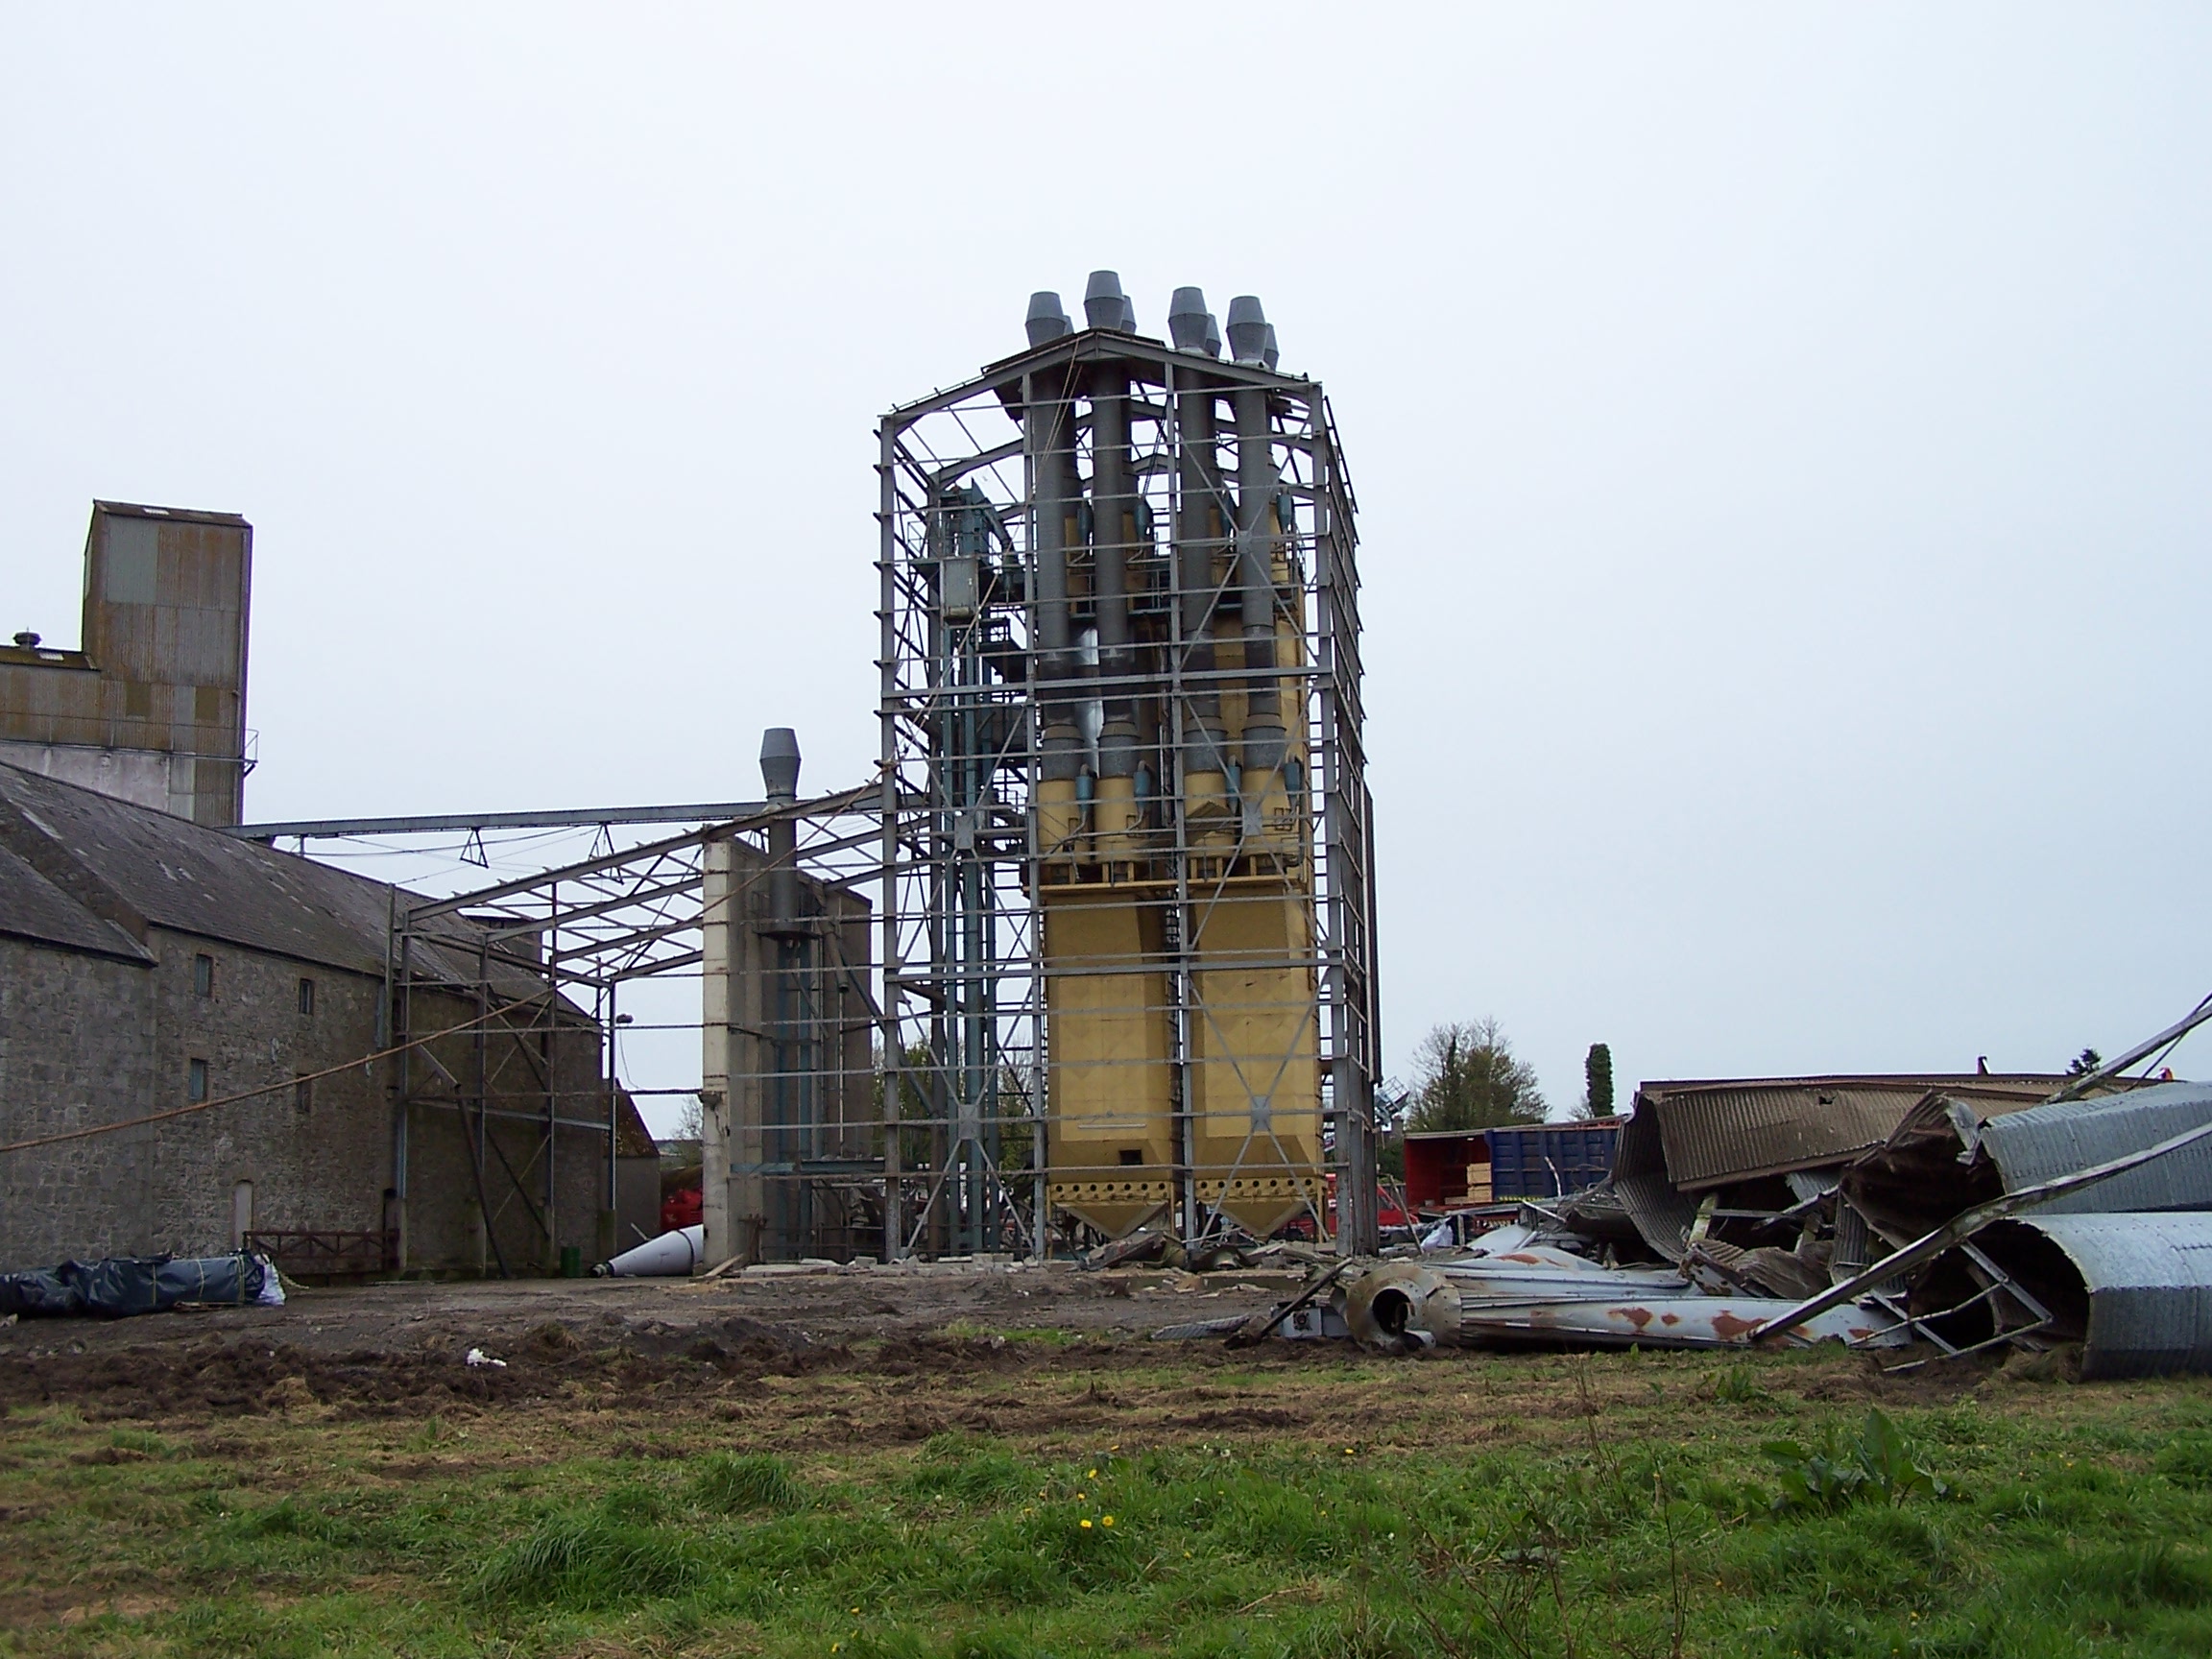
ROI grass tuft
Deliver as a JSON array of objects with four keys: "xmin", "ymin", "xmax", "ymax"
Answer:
[
  {"xmin": 2156, "ymin": 1430, "xmax": 2212, "ymax": 1490},
  {"xmin": 473, "ymin": 1509, "xmax": 708, "ymax": 1608},
  {"xmin": 688, "ymin": 1450, "xmax": 807, "ymax": 1515}
]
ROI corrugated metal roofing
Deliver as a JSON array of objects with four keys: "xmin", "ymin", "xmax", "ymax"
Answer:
[
  {"xmin": 1612, "ymin": 1107, "xmax": 1699, "ymax": 1261},
  {"xmin": 1992, "ymin": 1213, "xmax": 2212, "ymax": 1379},
  {"xmin": 1978, "ymin": 1082, "xmax": 2212, "ymax": 1214},
  {"xmin": 0, "ymin": 761, "xmax": 548, "ymax": 998},
  {"xmin": 1635, "ymin": 1075, "xmax": 2069, "ymax": 1190}
]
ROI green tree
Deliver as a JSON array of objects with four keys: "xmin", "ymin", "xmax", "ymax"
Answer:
[
  {"xmin": 2067, "ymin": 1046, "xmax": 2104, "ymax": 1077},
  {"xmin": 1581, "ymin": 1042, "xmax": 1614, "ymax": 1120},
  {"xmin": 1406, "ymin": 1019, "xmax": 1547, "ymax": 1132}
]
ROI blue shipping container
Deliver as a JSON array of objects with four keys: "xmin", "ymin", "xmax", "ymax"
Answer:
[{"xmin": 1483, "ymin": 1121, "xmax": 1621, "ymax": 1199}]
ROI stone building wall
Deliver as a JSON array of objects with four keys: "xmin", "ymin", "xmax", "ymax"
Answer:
[
  {"xmin": 0, "ymin": 935, "xmax": 159, "ymax": 1262},
  {"xmin": 141, "ymin": 928, "xmax": 391, "ymax": 1257},
  {"xmin": 0, "ymin": 926, "xmax": 615, "ymax": 1272}
]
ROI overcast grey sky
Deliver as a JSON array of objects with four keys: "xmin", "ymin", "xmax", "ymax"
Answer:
[{"xmin": 6, "ymin": 5, "xmax": 2209, "ymax": 1125}]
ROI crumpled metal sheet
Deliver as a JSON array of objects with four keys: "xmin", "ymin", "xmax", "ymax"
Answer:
[
  {"xmin": 1982, "ymin": 1212, "xmax": 2212, "ymax": 1379},
  {"xmin": 1612, "ymin": 1110, "xmax": 1699, "ymax": 1262},
  {"xmin": 1975, "ymin": 1083, "xmax": 2212, "ymax": 1216},
  {"xmin": 1631, "ymin": 1076, "xmax": 2063, "ymax": 1190}
]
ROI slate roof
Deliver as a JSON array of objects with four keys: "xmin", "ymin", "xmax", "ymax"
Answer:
[
  {"xmin": 0, "ymin": 761, "xmax": 549, "ymax": 999},
  {"xmin": 0, "ymin": 835, "xmax": 150, "ymax": 962}
]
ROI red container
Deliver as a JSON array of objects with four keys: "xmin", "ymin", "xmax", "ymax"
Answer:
[
  {"xmin": 1403, "ymin": 1131, "xmax": 1488, "ymax": 1211},
  {"xmin": 661, "ymin": 1186, "xmax": 703, "ymax": 1233}
]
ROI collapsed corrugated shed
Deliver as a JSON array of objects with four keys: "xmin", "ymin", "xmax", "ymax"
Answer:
[
  {"xmin": 1611, "ymin": 1073, "xmax": 2146, "ymax": 1263},
  {"xmin": 1632, "ymin": 1076, "xmax": 2060, "ymax": 1190},
  {"xmin": 1843, "ymin": 1080, "xmax": 2212, "ymax": 1238}
]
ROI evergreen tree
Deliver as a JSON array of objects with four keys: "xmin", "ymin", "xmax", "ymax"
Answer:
[{"xmin": 1582, "ymin": 1042, "xmax": 1614, "ymax": 1119}]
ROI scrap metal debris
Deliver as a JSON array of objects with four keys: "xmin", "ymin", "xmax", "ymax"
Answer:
[{"xmin": 1152, "ymin": 996, "xmax": 2212, "ymax": 1374}]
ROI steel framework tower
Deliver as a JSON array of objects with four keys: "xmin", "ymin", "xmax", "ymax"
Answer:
[{"xmin": 877, "ymin": 276, "xmax": 1381, "ymax": 1259}]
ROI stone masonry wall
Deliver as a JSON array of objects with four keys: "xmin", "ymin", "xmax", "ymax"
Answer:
[
  {"xmin": 1, "ymin": 926, "xmax": 614, "ymax": 1272},
  {"xmin": 0, "ymin": 937, "xmax": 159, "ymax": 1262},
  {"xmin": 142, "ymin": 927, "xmax": 393, "ymax": 1259}
]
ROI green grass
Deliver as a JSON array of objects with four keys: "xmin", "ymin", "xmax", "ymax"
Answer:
[{"xmin": 5, "ymin": 1351, "xmax": 2212, "ymax": 1657}]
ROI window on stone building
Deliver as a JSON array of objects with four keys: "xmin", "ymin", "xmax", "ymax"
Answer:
[
  {"xmin": 294, "ymin": 1074, "xmax": 313, "ymax": 1115},
  {"xmin": 298, "ymin": 976, "xmax": 316, "ymax": 1016},
  {"xmin": 193, "ymin": 953, "xmax": 214, "ymax": 997},
  {"xmin": 188, "ymin": 1058, "xmax": 208, "ymax": 1102}
]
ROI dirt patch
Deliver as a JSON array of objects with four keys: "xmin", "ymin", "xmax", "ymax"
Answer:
[
  {"xmin": 0, "ymin": 1315, "xmax": 852, "ymax": 1422},
  {"xmin": 1783, "ymin": 1357, "xmax": 2000, "ymax": 1407},
  {"xmin": 0, "ymin": 1297, "xmax": 1193, "ymax": 1424},
  {"xmin": 1167, "ymin": 1406, "xmax": 1307, "ymax": 1430}
]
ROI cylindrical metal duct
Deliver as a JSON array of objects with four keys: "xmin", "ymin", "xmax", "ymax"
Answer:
[
  {"xmin": 1226, "ymin": 296, "xmax": 1268, "ymax": 366},
  {"xmin": 1235, "ymin": 386, "xmax": 1285, "ymax": 779},
  {"xmin": 1025, "ymin": 367, "xmax": 1083, "ymax": 850},
  {"xmin": 1091, "ymin": 365, "xmax": 1135, "ymax": 773},
  {"xmin": 1168, "ymin": 287, "xmax": 1211, "ymax": 352},
  {"xmin": 1091, "ymin": 356, "xmax": 1139, "ymax": 863},
  {"xmin": 759, "ymin": 727, "xmax": 801, "ymax": 804},
  {"xmin": 1084, "ymin": 270, "xmax": 1127, "ymax": 332},
  {"xmin": 1174, "ymin": 376, "xmax": 1229, "ymax": 835},
  {"xmin": 1262, "ymin": 324, "xmax": 1280, "ymax": 373},
  {"xmin": 760, "ymin": 728, "xmax": 803, "ymax": 927},
  {"xmin": 1026, "ymin": 291, "xmax": 1072, "ymax": 348}
]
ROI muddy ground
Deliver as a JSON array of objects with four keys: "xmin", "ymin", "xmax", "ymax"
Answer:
[
  {"xmin": 0, "ymin": 1262, "xmax": 1985, "ymax": 1436},
  {"xmin": 0, "ymin": 1263, "xmax": 1303, "ymax": 1423}
]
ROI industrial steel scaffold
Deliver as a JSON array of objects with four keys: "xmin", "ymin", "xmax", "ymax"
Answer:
[{"xmin": 877, "ymin": 275, "xmax": 1382, "ymax": 1260}]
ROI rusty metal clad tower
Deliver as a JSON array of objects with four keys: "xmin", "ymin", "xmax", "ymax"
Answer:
[
  {"xmin": 877, "ymin": 277, "xmax": 1380, "ymax": 1258},
  {"xmin": 0, "ymin": 502, "xmax": 252, "ymax": 827}
]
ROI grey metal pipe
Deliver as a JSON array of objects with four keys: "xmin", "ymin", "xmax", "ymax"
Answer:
[
  {"xmin": 1083, "ymin": 270, "xmax": 1127, "ymax": 331},
  {"xmin": 1226, "ymin": 295, "xmax": 1269, "ymax": 367},
  {"xmin": 1024, "ymin": 364, "xmax": 1081, "ymax": 784},
  {"xmin": 1091, "ymin": 362, "xmax": 1135, "ymax": 780},
  {"xmin": 1235, "ymin": 384, "xmax": 1285, "ymax": 775},
  {"xmin": 760, "ymin": 727, "xmax": 802, "ymax": 926},
  {"xmin": 1168, "ymin": 287, "xmax": 1211, "ymax": 352},
  {"xmin": 1174, "ymin": 369, "xmax": 1225, "ymax": 752},
  {"xmin": 757, "ymin": 727, "xmax": 807, "ymax": 1257},
  {"xmin": 1026, "ymin": 290, "xmax": 1072, "ymax": 349}
]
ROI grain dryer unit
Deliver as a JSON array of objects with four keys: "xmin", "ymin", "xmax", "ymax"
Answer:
[{"xmin": 876, "ymin": 275, "xmax": 1380, "ymax": 1258}]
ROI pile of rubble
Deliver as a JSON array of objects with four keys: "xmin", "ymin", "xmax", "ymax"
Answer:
[{"xmin": 1163, "ymin": 1007, "xmax": 2212, "ymax": 1378}]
